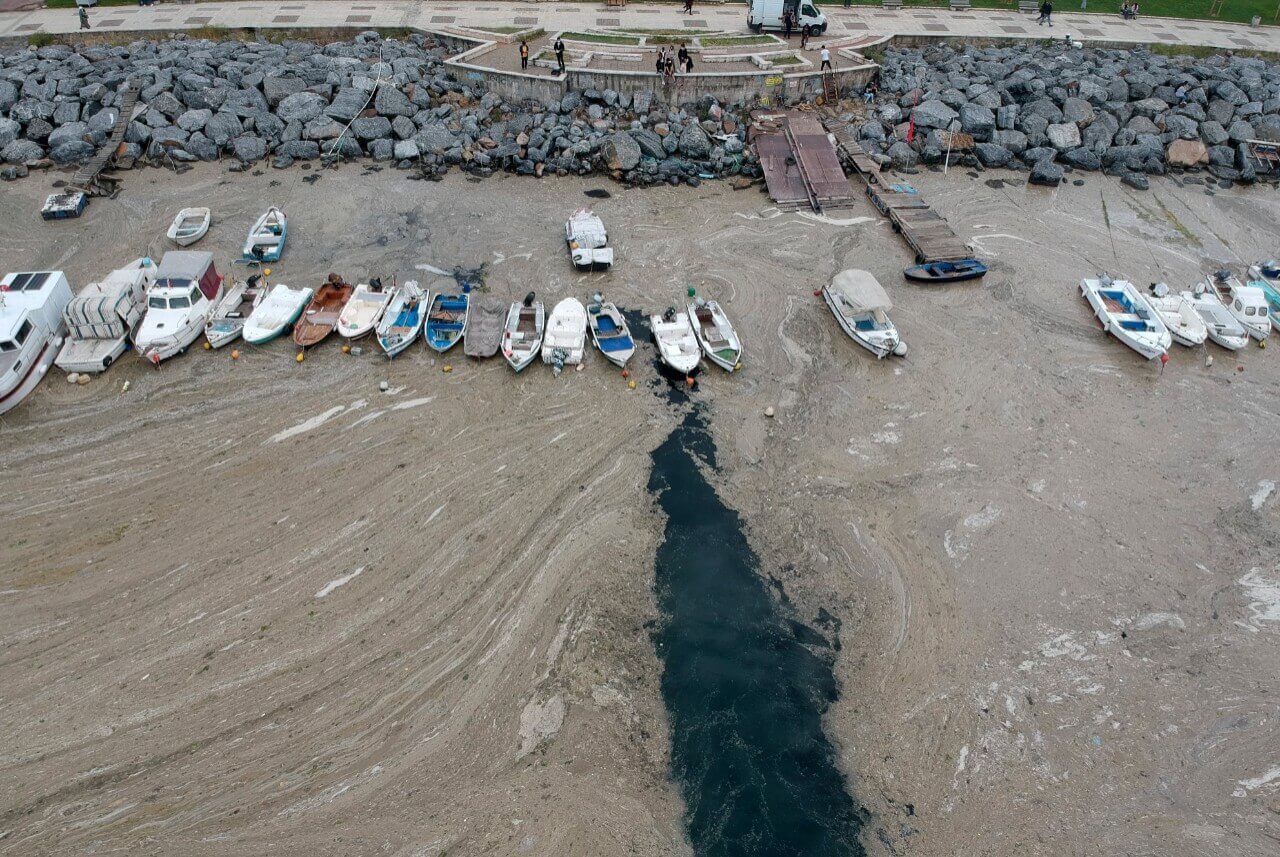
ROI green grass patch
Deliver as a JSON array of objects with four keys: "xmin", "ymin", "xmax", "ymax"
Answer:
[
  {"xmin": 817, "ymin": 0, "xmax": 1280, "ymax": 26},
  {"xmin": 561, "ymin": 31, "xmax": 642, "ymax": 45},
  {"xmin": 477, "ymin": 26, "xmax": 530, "ymax": 34},
  {"xmin": 614, "ymin": 28, "xmax": 712, "ymax": 36},
  {"xmin": 45, "ymin": 0, "xmax": 138, "ymax": 7},
  {"xmin": 770, "ymin": 54, "xmax": 804, "ymax": 65},
  {"xmin": 701, "ymin": 34, "xmax": 779, "ymax": 47}
]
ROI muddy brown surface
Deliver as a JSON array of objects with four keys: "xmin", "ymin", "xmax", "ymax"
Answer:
[{"xmin": 1, "ymin": 162, "xmax": 1278, "ymax": 856}]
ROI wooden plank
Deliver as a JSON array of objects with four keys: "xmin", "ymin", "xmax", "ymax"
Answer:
[
  {"xmin": 785, "ymin": 117, "xmax": 854, "ymax": 211},
  {"xmin": 755, "ymin": 133, "xmax": 808, "ymax": 209}
]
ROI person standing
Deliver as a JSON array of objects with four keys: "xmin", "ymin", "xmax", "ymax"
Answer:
[
  {"xmin": 1037, "ymin": 1, "xmax": 1053, "ymax": 25},
  {"xmin": 554, "ymin": 37, "xmax": 565, "ymax": 75},
  {"xmin": 519, "ymin": 40, "xmax": 529, "ymax": 71},
  {"xmin": 783, "ymin": 9, "xmax": 793, "ymax": 40},
  {"xmin": 819, "ymin": 45, "xmax": 832, "ymax": 71},
  {"xmin": 684, "ymin": 54, "xmax": 694, "ymax": 75},
  {"xmin": 677, "ymin": 43, "xmax": 689, "ymax": 68},
  {"xmin": 683, "ymin": 0, "xmax": 693, "ymax": 14},
  {"xmin": 78, "ymin": 6, "xmax": 90, "ymax": 29},
  {"xmin": 655, "ymin": 47, "xmax": 665, "ymax": 77},
  {"xmin": 800, "ymin": 24, "xmax": 810, "ymax": 51},
  {"xmin": 664, "ymin": 52, "xmax": 675, "ymax": 87}
]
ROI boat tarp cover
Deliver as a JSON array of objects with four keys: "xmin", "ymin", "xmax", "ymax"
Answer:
[
  {"xmin": 831, "ymin": 269, "xmax": 892, "ymax": 312},
  {"xmin": 64, "ymin": 272, "xmax": 142, "ymax": 339},
  {"xmin": 568, "ymin": 211, "xmax": 607, "ymax": 249},
  {"xmin": 157, "ymin": 251, "xmax": 220, "ymax": 300}
]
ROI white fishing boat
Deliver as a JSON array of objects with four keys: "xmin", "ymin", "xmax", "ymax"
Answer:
[
  {"xmin": 134, "ymin": 251, "xmax": 223, "ymax": 364},
  {"xmin": 0, "ymin": 270, "xmax": 73, "ymax": 415},
  {"xmin": 375, "ymin": 280, "xmax": 426, "ymax": 359},
  {"xmin": 686, "ymin": 298, "xmax": 743, "ymax": 372},
  {"xmin": 56, "ymin": 258, "xmax": 155, "ymax": 374},
  {"xmin": 823, "ymin": 269, "xmax": 907, "ymax": 359},
  {"xmin": 501, "ymin": 293, "xmax": 544, "ymax": 373},
  {"xmin": 242, "ymin": 206, "xmax": 286, "ymax": 263},
  {"xmin": 205, "ymin": 274, "xmax": 266, "ymax": 349},
  {"xmin": 1183, "ymin": 289, "xmax": 1249, "ymax": 351},
  {"xmin": 541, "ymin": 297, "xmax": 588, "ymax": 374},
  {"xmin": 1200, "ymin": 270, "xmax": 1271, "ymax": 340},
  {"xmin": 1146, "ymin": 283, "xmax": 1208, "ymax": 348},
  {"xmin": 586, "ymin": 295, "xmax": 635, "ymax": 368},
  {"xmin": 649, "ymin": 307, "xmax": 702, "ymax": 375},
  {"xmin": 1080, "ymin": 275, "xmax": 1170, "ymax": 360},
  {"xmin": 243, "ymin": 283, "xmax": 314, "ymax": 346},
  {"xmin": 337, "ymin": 279, "xmax": 392, "ymax": 339},
  {"xmin": 166, "ymin": 207, "xmax": 211, "ymax": 247},
  {"xmin": 565, "ymin": 209, "xmax": 613, "ymax": 271}
]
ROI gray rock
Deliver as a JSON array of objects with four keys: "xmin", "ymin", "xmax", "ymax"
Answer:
[
  {"xmin": 997, "ymin": 104, "xmax": 1018, "ymax": 131},
  {"xmin": 633, "ymin": 128, "xmax": 665, "ymax": 160},
  {"xmin": 205, "ymin": 112, "xmax": 244, "ymax": 146},
  {"xmin": 393, "ymin": 139, "xmax": 420, "ymax": 160},
  {"xmin": 0, "ymin": 117, "xmax": 20, "ymax": 149},
  {"xmin": 52, "ymin": 100, "xmax": 81, "ymax": 126},
  {"xmin": 886, "ymin": 141, "xmax": 919, "ymax": 168},
  {"xmin": 303, "ymin": 117, "xmax": 344, "ymax": 140},
  {"xmin": 602, "ymin": 131, "xmax": 641, "ymax": 171},
  {"xmin": 184, "ymin": 134, "xmax": 220, "ymax": 162},
  {"xmin": 49, "ymin": 139, "xmax": 94, "ymax": 165},
  {"xmin": 277, "ymin": 91, "xmax": 327, "ymax": 123},
  {"xmin": 368, "ymin": 138, "xmax": 395, "ymax": 161},
  {"xmin": 991, "ymin": 129, "xmax": 1028, "ymax": 155},
  {"xmin": 392, "ymin": 115, "xmax": 416, "ymax": 140},
  {"xmin": 1215, "ymin": 80, "xmax": 1248, "ymax": 106},
  {"xmin": 959, "ymin": 103, "xmax": 995, "ymax": 137},
  {"xmin": 1207, "ymin": 145, "xmax": 1235, "ymax": 167},
  {"xmin": 263, "ymin": 76, "xmax": 306, "ymax": 107},
  {"xmin": 678, "ymin": 123, "xmax": 711, "ymax": 158},
  {"xmin": 1121, "ymin": 172, "xmax": 1149, "ymax": 190},
  {"xmin": 0, "ymin": 81, "xmax": 16, "ymax": 115},
  {"xmin": 912, "ymin": 99, "xmax": 958, "ymax": 130},
  {"xmin": 1028, "ymin": 158, "xmax": 1063, "ymax": 187},
  {"xmin": 177, "ymin": 109, "xmax": 212, "ymax": 133},
  {"xmin": 974, "ymin": 142, "xmax": 1012, "ymax": 168},
  {"xmin": 230, "ymin": 135, "xmax": 267, "ymax": 163},
  {"xmin": 2, "ymin": 139, "xmax": 44, "ymax": 164},
  {"xmin": 374, "ymin": 84, "xmax": 414, "ymax": 117},
  {"xmin": 325, "ymin": 87, "xmax": 369, "ymax": 122},
  {"xmin": 47, "ymin": 121, "xmax": 88, "ymax": 150},
  {"xmin": 148, "ymin": 91, "xmax": 184, "ymax": 119},
  {"xmin": 1060, "ymin": 147, "xmax": 1101, "ymax": 170},
  {"xmin": 351, "ymin": 116, "xmax": 393, "ymax": 140},
  {"xmin": 1227, "ymin": 119, "xmax": 1255, "ymax": 143},
  {"xmin": 417, "ymin": 122, "xmax": 457, "ymax": 153},
  {"xmin": 1061, "ymin": 97, "xmax": 1095, "ymax": 126},
  {"xmin": 1131, "ymin": 98, "xmax": 1169, "ymax": 119},
  {"xmin": 1047, "ymin": 123, "xmax": 1081, "ymax": 150},
  {"xmin": 1200, "ymin": 120, "xmax": 1229, "ymax": 146},
  {"xmin": 222, "ymin": 87, "xmax": 271, "ymax": 119},
  {"xmin": 276, "ymin": 140, "xmax": 321, "ymax": 159}
]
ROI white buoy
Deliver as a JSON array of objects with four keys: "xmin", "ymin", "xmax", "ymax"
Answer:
[
  {"xmin": 1205, "ymin": 354, "xmax": 1214, "ymax": 368},
  {"xmin": 764, "ymin": 406, "xmax": 775, "ymax": 418},
  {"xmin": 379, "ymin": 380, "xmax": 390, "ymax": 392},
  {"xmin": 66, "ymin": 372, "xmax": 79, "ymax": 384}
]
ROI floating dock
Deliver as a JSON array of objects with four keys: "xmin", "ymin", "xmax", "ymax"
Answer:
[{"xmin": 752, "ymin": 111, "xmax": 856, "ymax": 213}]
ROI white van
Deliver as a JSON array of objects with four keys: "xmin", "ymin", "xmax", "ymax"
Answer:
[{"xmin": 748, "ymin": 0, "xmax": 827, "ymax": 34}]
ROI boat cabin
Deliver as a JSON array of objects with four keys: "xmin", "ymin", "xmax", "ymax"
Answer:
[
  {"xmin": 0, "ymin": 271, "xmax": 73, "ymax": 403},
  {"xmin": 152, "ymin": 251, "xmax": 221, "ymax": 304}
]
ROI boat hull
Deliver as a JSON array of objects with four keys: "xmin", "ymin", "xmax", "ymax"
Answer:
[
  {"xmin": 55, "ymin": 336, "xmax": 128, "ymax": 374},
  {"xmin": 1080, "ymin": 279, "xmax": 1170, "ymax": 361},
  {"xmin": 903, "ymin": 259, "xmax": 988, "ymax": 283},
  {"xmin": 0, "ymin": 331, "xmax": 63, "ymax": 416}
]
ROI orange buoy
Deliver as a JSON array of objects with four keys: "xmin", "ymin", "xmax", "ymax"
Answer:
[
  {"xmin": 231, "ymin": 349, "xmax": 240, "ymax": 360},
  {"xmin": 341, "ymin": 343, "xmax": 351, "ymax": 354},
  {"xmin": 685, "ymin": 376, "xmax": 695, "ymax": 387},
  {"xmin": 203, "ymin": 341, "xmax": 212, "ymax": 350},
  {"xmin": 621, "ymin": 369, "xmax": 630, "ymax": 379}
]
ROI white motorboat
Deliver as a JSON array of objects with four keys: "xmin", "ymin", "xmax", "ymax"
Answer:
[
  {"xmin": 375, "ymin": 280, "xmax": 426, "ymax": 359},
  {"xmin": 242, "ymin": 206, "xmax": 286, "ymax": 263},
  {"xmin": 166, "ymin": 207, "xmax": 211, "ymax": 247},
  {"xmin": 501, "ymin": 293, "xmax": 544, "ymax": 373},
  {"xmin": 687, "ymin": 298, "xmax": 743, "ymax": 372},
  {"xmin": 1183, "ymin": 289, "xmax": 1249, "ymax": 351},
  {"xmin": 823, "ymin": 269, "xmax": 908, "ymax": 359},
  {"xmin": 1200, "ymin": 270, "xmax": 1271, "ymax": 340},
  {"xmin": 565, "ymin": 209, "xmax": 613, "ymax": 271},
  {"xmin": 0, "ymin": 270, "xmax": 73, "ymax": 415},
  {"xmin": 134, "ymin": 251, "xmax": 223, "ymax": 364},
  {"xmin": 56, "ymin": 258, "xmax": 155, "ymax": 374},
  {"xmin": 586, "ymin": 295, "xmax": 635, "ymax": 368},
  {"xmin": 1146, "ymin": 283, "xmax": 1208, "ymax": 347},
  {"xmin": 649, "ymin": 307, "xmax": 701, "ymax": 375},
  {"xmin": 205, "ymin": 274, "xmax": 266, "ymax": 349},
  {"xmin": 541, "ymin": 297, "xmax": 588, "ymax": 373},
  {"xmin": 1080, "ymin": 275, "xmax": 1170, "ymax": 360},
  {"xmin": 243, "ymin": 283, "xmax": 314, "ymax": 345},
  {"xmin": 337, "ymin": 279, "xmax": 392, "ymax": 339}
]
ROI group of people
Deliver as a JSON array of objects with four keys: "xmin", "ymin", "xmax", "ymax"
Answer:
[
  {"xmin": 655, "ymin": 44, "xmax": 695, "ymax": 85},
  {"xmin": 1036, "ymin": 1, "xmax": 1054, "ymax": 26},
  {"xmin": 1120, "ymin": 1, "xmax": 1141, "ymax": 19}
]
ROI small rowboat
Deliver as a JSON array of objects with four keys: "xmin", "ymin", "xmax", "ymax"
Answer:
[
  {"xmin": 903, "ymin": 257, "xmax": 987, "ymax": 283},
  {"xmin": 293, "ymin": 274, "xmax": 353, "ymax": 348},
  {"xmin": 1080, "ymin": 275, "xmax": 1170, "ymax": 360},
  {"xmin": 205, "ymin": 275, "xmax": 266, "ymax": 348},
  {"xmin": 586, "ymin": 295, "xmax": 635, "ymax": 367},
  {"xmin": 425, "ymin": 292, "xmax": 469, "ymax": 352},
  {"xmin": 337, "ymin": 279, "xmax": 392, "ymax": 339},
  {"xmin": 649, "ymin": 307, "xmax": 701, "ymax": 375},
  {"xmin": 242, "ymin": 207, "xmax": 287, "ymax": 264},
  {"xmin": 1146, "ymin": 283, "xmax": 1207, "ymax": 348},
  {"xmin": 376, "ymin": 281, "xmax": 426, "ymax": 359},
  {"xmin": 823, "ymin": 269, "xmax": 907, "ymax": 359},
  {"xmin": 166, "ymin": 207, "xmax": 210, "ymax": 247},
  {"xmin": 1183, "ymin": 289, "xmax": 1248, "ymax": 351},
  {"xmin": 502, "ymin": 293, "xmax": 544, "ymax": 372},
  {"xmin": 686, "ymin": 298, "xmax": 742, "ymax": 372},
  {"xmin": 243, "ymin": 283, "xmax": 313, "ymax": 345}
]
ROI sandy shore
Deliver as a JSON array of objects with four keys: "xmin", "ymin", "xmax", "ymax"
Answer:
[{"xmin": 1, "ymin": 161, "xmax": 1278, "ymax": 856}]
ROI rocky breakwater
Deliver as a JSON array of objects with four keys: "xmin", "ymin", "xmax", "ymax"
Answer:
[
  {"xmin": 0, "ymin": 31, "xmax": 756, "ymax": 186},
  {"xmin": 860, "ymin": 43, "xmax": 1280, "ymax": 189}
]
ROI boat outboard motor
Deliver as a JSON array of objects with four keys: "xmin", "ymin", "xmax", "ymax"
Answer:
[
  {"xmin": 1152, "ymin": 282, "xmax": 1169, "ymax": 298},
  {"xmin": 370, "ymin": 277, "xmax": 382, "ymax": 292},
  {"xmin": 247, "ymin": 274, "xmax": 262, "ymax": 288},
  {"xmin": 663, "ymin": 307, "xmax": 676, "ymax": 323},
  {"xmin": 550, "ymin": 346, "xmax": 568, "ymax": 376},
  {"xmin": 523, "ymin": 291, "xmax": 536, "ymax": 308}
]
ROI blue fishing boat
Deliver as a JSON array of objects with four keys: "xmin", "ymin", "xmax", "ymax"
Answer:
[
  {"xmin": 1248, "ymin": 262, "xmax": 1280, "ymax": 315},
  {"xmin": 242, "ymin": 207, "xmax": 287, "ymax": 264},
  {"xmin": 586, "ymin": 295, "xmax": 635, "ymax": 367},
  {"xmin": 903, "ymin": 257, "xmax": 988, "ymax": 283},
  {"xmin": 425, "ymin": 292, "xmax": 468, "ymax": 352}
]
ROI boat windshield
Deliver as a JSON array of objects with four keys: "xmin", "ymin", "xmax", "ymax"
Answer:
[
  {"xmin": 170, "ymin": 294, "xmax": 191, "ymax": 309},
  {"xmin": 156, "ymin": 278, "xmax": 192, "ymax": 290},
  {"xmin": 149, "ymin": 295, "xmax": 167, "ymax": 308},
  {"xmin": 0, "ymin": 318, "xmax": 32, "ymax": 351}
]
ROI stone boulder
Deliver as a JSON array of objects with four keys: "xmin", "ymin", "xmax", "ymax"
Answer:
[
  {"xmin": 277, "ymin": 92, "xmax": 327, "ymax": 124},
  {"xmin": 374, "ymin": 84, "xmax": 414, "ymax": 117},
  {"xmin": 602, "ymin": 131, "xmax": 641, "ymax": 171},
  {"xmin": 1046, "ymin": 123, "xmax": 1081, "ymax": 150},
  {"xmin": 1166, "ymin": 139, "xmax": 1209, "ymax": 167},
  {"xmin": 2, "ymin": 139, "xmax": 44, "ymax": 164},
  {"xmin": 351, "ymin": 116, "xmax": 392, "ymax": 140},
  {"xmin": 912, "ymin": 99, "xmax": 958, "ymax": 130},
  {"xmin": 678, "ymin": 123, "xmax": 711, "ymax": 158},
  {"xmin": 263, "ymin": 76, "xmax": 306, "ymax": 108},
  {"xmin": 1028, "ymin": 158, "xmax": 1063, "ymax": 187}
]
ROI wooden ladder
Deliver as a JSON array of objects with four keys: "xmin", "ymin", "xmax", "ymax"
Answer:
[
  {"xmin": 69, "ymin": 80, "xmax": 139, "ymax": 195},
  {"xmin": 822, "ymin": 71, "xmax": 839, "ymax": 107}
]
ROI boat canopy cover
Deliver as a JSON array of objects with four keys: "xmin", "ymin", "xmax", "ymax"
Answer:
[
  {"xmin": 831, "ymin": 269, "xmax": 892, "ymax": 312},
  {"xmin": 156, "ymin": 251, "xmax": 220, "ymax": 299}
]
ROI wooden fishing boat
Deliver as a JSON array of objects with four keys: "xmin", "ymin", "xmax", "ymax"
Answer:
[
  {"xmin": 903, "ymin": 257, "xmax": 987, "ymax": 283},
  {"xmin": 292, "ymin": 274, "xmax": 353, "ymax": 348},
  {"xmin": 686, "ymin": 298, "xmax": 742, "ymax": 372},
  {"xmin": 375, "ymin": 280, "xmax": 426, "ymax": 359},
  {"xmin": 501, "ymin": 293, "xmax": 544, "ymax": 372},
  {"xmin": 337, "ymin": 279, "xmax": 392, "ymax": 339},
  {"xmin": 649, "ymin": 307, "xmax": 701, "ymax": 375},
  {"xmin": 205, "ymin": 274, "xmax": 266, "ymax": 348},
  {"xmin": 464, "ymin": 295, "xmax": 505, "ymax": 358},
  {"xmin": 425, "ymin": 292, "xmax": 469, "ymax": 352},
  {"xmin": 586, "ymin": 296, "xmax": 635, "ymax": 367},
  {"xmin": 1080, "ymin": 275, "xmax": 1170, "ymax": 360},
  {"xmin": 166, "ymin": 207, "xmax": 211, "ymax": 247},
  {"xmin": 242, "ymin": 207, "xmax": 287, "ymax": 264}
]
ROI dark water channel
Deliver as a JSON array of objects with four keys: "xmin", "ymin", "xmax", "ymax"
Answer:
[{"xmin": 646, "ymin": 403, "xmax": 865, "ymax": 856}]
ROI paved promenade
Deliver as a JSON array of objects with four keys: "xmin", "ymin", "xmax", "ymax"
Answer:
[{"xmin": 1, "ymin": 0, "xmax": 1278, "ymax": 54}]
